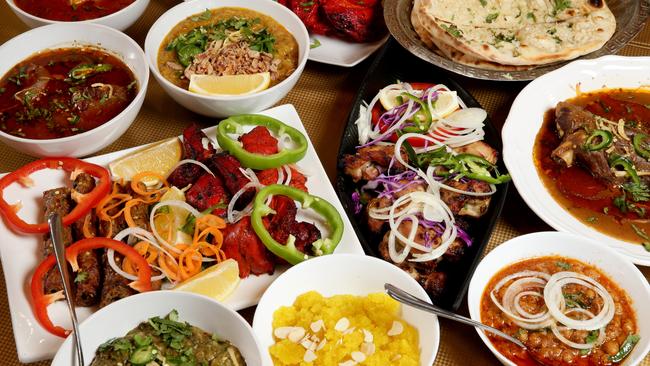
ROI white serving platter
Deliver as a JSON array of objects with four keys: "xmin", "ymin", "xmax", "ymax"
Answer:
[
  {"xmin": 0, "ymin": 103, "xmax": 364, "ymax": 362},
  {"xmin": 307, "ymin": 34, "xmax": 388, "ymax": 67},
  {"xmin": 502, "ymin": 55, "xmax": 650, "ymax": 266}
]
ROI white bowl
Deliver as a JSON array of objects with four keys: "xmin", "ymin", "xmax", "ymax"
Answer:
[
  {"xmin": 5, "ymin": 0, "xmax": 149, "ymax": 31},
  {"xmin": 51, "ymin": 291, "xmax": 264, "ymax": 365},
  {"xmin": 467, "ymin": 231, "xmax": 650, "ymax": 366},
  {"xmin": 252, "ymin": 254, "xmax": 440, "ymax": 366},
  {"xmin": 144, "ymin": 0, "xmax": 310, "ymax": 117},
  {"xmin": 0, "ymin": 23, "xmax": 149, "ymax": 157},
  {"xmin": 502, "ymin": 55, "xmax": 650, "ymax": 266}
]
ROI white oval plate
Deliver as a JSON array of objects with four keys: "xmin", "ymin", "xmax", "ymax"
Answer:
[
  {"xmin": 467, "ymin": 232, "xmax": 650, "ymax": 366},
  {"xmin": 502, "ymin": 55, "xmax": 650, "ymax": 266},
  {"xmin": 308, "ymin": 34, "xmax": 389, "ymax": 67},
  {"xmin": 52, "ymin": 291, "xmax": 264, "ymax": 365},
  {"xmin": 252, "ymin": 254, "xmax": 440, "ymax": 366}
]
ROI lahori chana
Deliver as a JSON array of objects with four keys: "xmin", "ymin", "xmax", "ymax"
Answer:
[
  {"xmin": 480, "ymin": 256, "xmax": 639, "ymax": 366},
  {"xmin": 270, "ymin": 291, "xmax": 420, "ymax": 366}
]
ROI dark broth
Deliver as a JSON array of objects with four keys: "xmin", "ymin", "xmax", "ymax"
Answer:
[
  {"xmin": 0, "ymin": 47, "xmax": 137, "ymax": 140},
  {"xmin": 14, "ymin": 0, "xmax": 134, "ymax": 21},
  {"xmin": 534, "ymin": 89, "xmax": 650, "ymax": 245}
]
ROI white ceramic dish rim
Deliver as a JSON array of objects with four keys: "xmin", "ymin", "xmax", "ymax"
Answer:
[
  {"xmin": 502, "ymin": 54, "xmax": 650, "ymax": 266},
  {"xmin": 0, "ymin": 23, "xmax": 149, "ymax": 146},
  {"xmin": 145, "ymin": 0, "xmax": 309, "ymax": 102},
  {"xmin": 0, "ymin": 103, "xmax": 364, "ymax": 363},
  {"xmin": 52, "ymin": 290, "xmax": 264, "ymax": 365},
  {"xmin": 5, "ymin": 0, "xmax": 147, "ymax": 25},
  {"xmin": 252, "ymin": 253, "xmax": 441, "ymax": 366},
  {"xmin": 467, "ymin": 231, "xmax": 650, "ymax": 366},
  {"xmin": 307, "ymin": 34, "xmax": 389, "ymax": 67}
]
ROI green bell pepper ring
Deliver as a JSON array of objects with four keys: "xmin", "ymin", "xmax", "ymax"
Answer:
[
  {"xmin": 250, "ymin": 184, "xmax": 344, "ymax": 265},
  {"xmin": 585, "ymin": 129, "xmax": 613, "ymax": 151},
  {"xmin": 216, "ymin": 114, "xmax": 308, "ymax": 170},
  {"xmin": 633, "ymin": 133, "xmax": 650, "ymax": 160},
  {"xmin": 401, "ymin": 92, "xmax": 432, "ymax": 132}
]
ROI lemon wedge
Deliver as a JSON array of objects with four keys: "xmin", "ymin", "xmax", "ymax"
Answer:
[
  {"xmin": 188, "ymin": 72, "xmax": 271, "ymax": 96},
  {"xmin": 378, "ymin": 88, "xmax": 459, "ymax": 119},
  {"xmin": 173, "ymin": 259, "xmax": 240, "ymax": 301},
  {"xmin": 109, "ymin": 137, "xmax": 182, "ymax": 184}
]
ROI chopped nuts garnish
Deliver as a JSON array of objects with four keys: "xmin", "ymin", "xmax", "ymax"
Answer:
[
  {"xmin": 317, "ymin": 338, "xmax": 327, "ymax": 350},
  {"xmin": 351, "ymin": 351, "xmax": 366, "ymax": 362},
  {"xmin": 310, "ymin": 319, "xmax": 325, "ymax": 333},
  {"xmin": 362, "ymin": 329, "xmax": 373, "ymax": 343},
  {"xmin": 335, "ymin": 317, "xmax": 350, "ymax": 332},
  {"xmin": 387, "ymin": 320, "xmax": 404, "ymax": 336},
  {"xmin": 342, "ymin": 326, "xmax": 356, "ymax": 335},
  {"xmin": 300, "ymin": 338, "xmax": 314, "ymax": 350},
  {"xmin": 304, "ymin": 349, "xmax": 317, "ymax": 362},
  {"xmin": 361, "ymin": 342, "xmax": 376, "ymax": 356},
  {"xmin": 273, "ymin": 326, "xmax": 294, "ymax": 339},
  {"xmin": 339, "ymin": 361, "xmax": 357, "ymax": 366},
  {"xmin": 288, "ymin": 327, "xmax": 306, "ymax": 343}
]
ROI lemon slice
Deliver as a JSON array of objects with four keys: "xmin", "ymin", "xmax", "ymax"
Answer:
[
  {"xmin": 154, "ymin": 187, "xmax": 192, "ymax": 245},
  {"xmin": 431, "ymin": 91, "xmax": 460, "ymax": 118},
  {"xmin": 379, "ymin": 89, "xmax": 405, "ymax": 111},
  {"xmin": 109, "ymin": 137, "xmax": 182, "ymax": 184},
  {"xmin": 188, "ymin": 72, "xmax": 271, "ymax": 96},
  {"xmin": 173, "ymin": 259, "xmax": 240, "ymax": 301}
]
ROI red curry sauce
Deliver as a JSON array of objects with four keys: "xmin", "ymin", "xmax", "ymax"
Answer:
[
  {"xmin": 0, "ymin": 48, "xmax": 137, "ymax": 140},
  {"xmin": 534, "ymin": 89, "xmax": 650, "ymax": 245},
  {"xmin": 14, "ymin": 0, "xmax": 134, "ymax": 21},
  {"xmin": 480, "ymin": 256, "xmax": 637, "ymax": 366}
]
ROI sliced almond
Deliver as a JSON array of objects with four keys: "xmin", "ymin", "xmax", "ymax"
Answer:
[
  {"xmin": 391, "ymin": 354, "xmax": 402, "ymax": 361},
  {"xmin": 362, "ymin": 329, "xmax": 373, "ymax": 343},
  {"xmin": 304, "ymin": 349, "xmax": 317, "ymax": 362},
  {"xmin": 288, "ymin": 327, "xmax": 306, "ymax": 343},
  {"xmin": 387, "ymin": 320, "xmax": 404, "ymax": 336},
  {"xmin": 335, "ymin": 317, "xmax": 350, "ymax": 332},
  {"xmin": 317, "ymin": 339, "xmax": 327, "ymax": 350},
  {"xmin": 351, "ymin": 351, "xmax": 366, "ymax": 363},
  {"xmin": 300, "ymin": 338, "xmax": 314, "ymax": 350},
  {"xmin": 310, "ymin": 319, "xmax": 325, "ymax": 333},
  {"xmin": 343, "ymin": 326, "xmax": 356, "ymax": 335},
  {"xmin": 361, "ymin": 342, "xmax": 376, "ymax": 356},
  {"xmin": 273, "ymin": 327, "xmax": 294, "ymax": 339},
  {"xmin": 338, "ymin": 361, "xmax": 357, "ymax": 366}
]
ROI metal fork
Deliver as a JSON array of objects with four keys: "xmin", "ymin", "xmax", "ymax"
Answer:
[{"xmin": 49, "ymin": 213, "xmax": 85, "ymax": 366}]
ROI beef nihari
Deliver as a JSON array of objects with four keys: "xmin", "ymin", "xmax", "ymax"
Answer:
[
  {"xmin": 13, "ymin": 0, "xmax": 134, "ymax": 21},
  {"xmin": 343, "ymin": 82, "xmax": 509, "ymax": 299},
  {"xmin": 0, "ymin": 115, "xmax": 343, "ymax": 338},
  {"xmin": 481, "ymin": 256, "xmax": 639, "ymax": 366},
  {"xmin": 0, "ymin": 47, "xmax": 137, "ymax": 140},
  {"xmin": 157, "ymin": 7, "xmax": 298, "ymax": 91},
  {"xmin": 535, "ymin": 89, "xmax": 650, "ymax": 250}
]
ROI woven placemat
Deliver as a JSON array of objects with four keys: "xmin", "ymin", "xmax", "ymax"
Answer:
[{"xmin": 0, "ymin": 0, "xmax": 649, "ymax": 364}]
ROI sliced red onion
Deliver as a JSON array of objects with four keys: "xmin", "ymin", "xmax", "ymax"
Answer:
[{"xmin": 227, "ymin": 181, "xmax": 262, "ymax": 223}]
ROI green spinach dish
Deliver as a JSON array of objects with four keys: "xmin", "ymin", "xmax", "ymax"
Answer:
[{"xmin": 91, "ymin": 310, "xmax": 246, "ymax": 366}]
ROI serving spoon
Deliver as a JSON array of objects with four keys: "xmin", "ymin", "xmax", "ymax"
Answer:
[
  {"xmin": 49, "ymin": 213, "xmax": 85, "ymax": 366},
  {"xmin": 384, "ymin": 283, "xmax": 552, "ymax": 366}
]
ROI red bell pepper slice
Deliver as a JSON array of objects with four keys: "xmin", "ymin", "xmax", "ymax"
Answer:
[
  {"xmin": 30, "ymin": 238, "xmax": 152, "ymax": 338},
  {"xmin": 370, "ymin": 82, "xmax": 461, "ymax": 147},
  {"xmin": 0, "ymin": 158, "xmax": 110, "ymax": 234}
]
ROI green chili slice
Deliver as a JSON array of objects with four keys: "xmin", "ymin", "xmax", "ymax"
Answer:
[
  {"xmin": 401, "ymin": 93, "xmax": 432, "ymax": 132},
  {"xmin": 584, "ymin": 129, "xmax": 613, "ymax": 151},
  {"xmin": 610, "ymin": 156, "xmax": 640, "ymax": 184},
  {"xmin": 633, "ymin": 133, "xmax": 650, "ymax": 160},
  {"xmin": 609, "ymin": 334, "xmax": 640, "ymax": 363}
]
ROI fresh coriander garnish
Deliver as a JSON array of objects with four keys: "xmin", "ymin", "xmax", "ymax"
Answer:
[
  {"xmin": 74, "ymin": 271, "xmax": 88, "ymax": 283},
  {"xmin": 440, "ymin": 24, "xmax": 463, "ymax": 38},
  {"xmin": 552, "ymin": 0, "xmax": 571, "ymax": 16},
  {"xmin": 485, "ymin": 13, "xmax": 499, "ymax": 23},
  {"xmin": 310, "ymin": 38, "xmax": 322, "ymax": 49},
  {"xmin": 556, "ymin": 261, "xmax": 571, "ymax": 270}
]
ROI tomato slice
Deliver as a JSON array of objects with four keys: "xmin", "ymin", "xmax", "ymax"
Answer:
[{"xmin": 369, "ymin": 82, "xmax": 459, "ymax": 147}]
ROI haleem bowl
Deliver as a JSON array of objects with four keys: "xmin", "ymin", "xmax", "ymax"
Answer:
[
  {"xmin": 144, "ymin": 0, "xmax": 309, "ymax": 117},
  {"xmin": 467, "ymin": 232, "xmax": 650, "ymax": 366},
  {"xmin": 252, "ymin": 254, "xmax": 440, "ymax": 366}
]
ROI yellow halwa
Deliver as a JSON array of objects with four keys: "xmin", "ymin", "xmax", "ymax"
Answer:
[{"xmin": 270, "ymin": 291, "xmax": 420, "ymax": 365}]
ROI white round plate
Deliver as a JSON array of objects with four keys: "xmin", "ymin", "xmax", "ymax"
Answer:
[
  {"xmin": 52, "ymin": 291, "xmax": 264, "ymax": 365},
  {"xmin": 252, "ymin": 254, "xmax": 440, "ymax": 366},
  {"xmin": 502, "ymin": 55, "xmax": 650, "ymax": 265},
  {"xmin": 468, "ymin": 232, "xmax": 650, "ymax": 366}
]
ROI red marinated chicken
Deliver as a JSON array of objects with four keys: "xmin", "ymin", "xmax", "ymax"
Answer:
[
  {"xmin": 167, "ymin": 124, "xmax": 216, "ymax": 188},
  {"xmin": 321, "ymin": 0, "xmax": 385, "ymax": 42},
  {"xmin": 239, "ymin": 125, "xmax": 279, "ymax": 156},
  {"xmin": 207, "ymin": 153, "xmax": 256, "ymax": 207},
  {"xmin": 185, "ymin": 173, "xmax": 229, "ymax": 216},
  {"xmin": 222, "ymin": 216, "xmax": 275, "ymax": 278}
]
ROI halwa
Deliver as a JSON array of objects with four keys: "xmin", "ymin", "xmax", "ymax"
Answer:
[{"xmin": 270, "ymin": 291, "xmax": 420, "ymax": 365}]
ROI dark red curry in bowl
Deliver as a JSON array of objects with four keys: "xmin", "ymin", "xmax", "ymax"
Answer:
[
  {"xmin": 534, "ymin": 89, "xmax": 650, "ymax": 251},
  {"xmin": 481, "ymin": 256, "xmax": 639, "ymax": 366},
  {"xmin": 12, "ymin": 0, "xmax": 134, "ymax": 22},
  {"xmin": 0, "ymin": 47, "xmax": 137, "ymax": 140}
]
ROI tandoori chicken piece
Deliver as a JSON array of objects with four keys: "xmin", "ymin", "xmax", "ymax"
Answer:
[
  {"xmin": 167, "ymin": 124, "xmax": 216, "ymax": 189},
  {"xmin": 287, "ymin": 0, "xmax": 337, "ymax": 36},
  {"xmin": 440, "ymin": 179, "xmax": 493, "ymax": 218},
  {"xmin": 321, "ymin": 0, "xmax": 385, "ymax": 42},
  {"xmin": 256, "ymin": 167, "xmax": 308, "ymax": 192},
  {"xmin": 240, "ymin": 126, "xmax": 279, "ymax": 155},
  {"xmin": 208, "ymin": 153, "xmax": 256, "ymax": 207},
  {"xmin": 222, "ymin": 216, "xmax": 275, "ymax": 278},
  {"xmin": 342, "ymin": 145, "xmax": 408, "ymax": 182},
  {"xmin": 267, "ymin": 196, "xmax": 321, "ymax": 254},
  {"xmin": 185, "ymin": 173, "xmax": 229, "ymax": 216}
]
